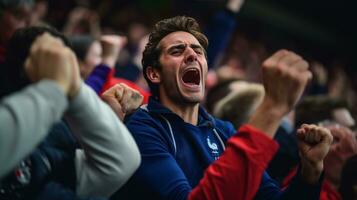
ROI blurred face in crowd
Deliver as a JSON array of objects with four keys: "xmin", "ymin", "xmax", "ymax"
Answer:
[
  {"xmin": 322, "ymin": 121, "xmax": 357, "ymax": 187},
  {"xmin": 332, "ymin": 108, "xmax": 355, "ymax": 128},
  {"xmin": 0, "ymin": 4, "xmax": 32, "ymax": 45},
  {"xmin": 155, "ymin": 31, "xmax": 207, "ymax": 105},
  {"xmin": 81, "ymin": 40, "xmax": 102, "ymax": 79}
]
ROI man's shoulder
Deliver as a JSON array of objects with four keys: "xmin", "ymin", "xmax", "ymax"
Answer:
[
  {"xmin": 124, "ymin": 105, "xmax": 162, "ymax": 130},
  {"xmin": 126, "ymin": 104, "xmax": 153, "ymax": 119}
]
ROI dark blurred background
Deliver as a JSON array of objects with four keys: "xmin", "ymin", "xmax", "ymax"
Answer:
[{"xmin": 45, "ymin": 0, "xmax": 357, "ymax": 69}]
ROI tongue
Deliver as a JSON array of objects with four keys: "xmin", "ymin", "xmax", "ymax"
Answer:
[{"xmin": 182, "ymin": 69, "xmax": 200, "ymax": 85}]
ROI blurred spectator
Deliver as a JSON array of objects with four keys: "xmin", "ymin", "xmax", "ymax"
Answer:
[
  {"xmin": 0, "ymin": 0, "xmax": 33, "ymax": 62},
  {"xmin": 306, "ymin": 60, "xmax": 329, "ymax": 95},
  {"xmin": 296, "ymin": 95, "xmax": 355, "ymax": 129},
  {"xmin": 204, "ymin": 0, "xmax": 245, "ymax": 69},
  {"xmin": 214, "ymin": 33, "xmax": 267, "ymax": 83},
  {"xmin": 287, "ymin": 95, "xmax": 357, "ymax": 200},
  {"xmin": 328, "ymin": 64, "xmax": 357, "ymax": 113},
  {"xmin": 115, "ymin": 23, "xmax": 149, "ymax": 82},
  {"xmin": 63, "ymin": 6, "xmax": 101, "ymax": 37},
  {"xmin": 69, "ymin": 35, "xmax": 102, "ymax": 79},
  {"xmin": 0, "ymin": 27, "xmax": 140, "ymax": 199},
  {"xmin": 205, "ymin": 79, "xmax": 264, "ymax": 128},
  {"xmin": 69, "ymin": 34, "xmax": 150, "ymax": 102},
  {"xmin": 0, "ymin": 32, "xmax": 71, "ymax": 179}
]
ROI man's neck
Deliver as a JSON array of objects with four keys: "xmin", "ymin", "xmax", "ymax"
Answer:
[{"xmin": 159, "ymin": 95, "xmax": 199, "ymax": 125}]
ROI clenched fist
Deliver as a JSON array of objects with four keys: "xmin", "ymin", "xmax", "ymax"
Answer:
[
  {"xmin": 297, "ymin": 124, "xmax": 333, "ymax": 184},
  {"xmin": 24, "ymin": 33, "xmax": 81, "ymax": 98},
  {"xmin": 101, "ymin": 83, "xmax": 143, "ymax": 120},
  {"xmin": 262, "ymin": 50, "xmax": 312, "ymax": 117},
  {"xmin": 100, "ymin": 35, "xmax": 127, "ymax": 67},
  {"xmin": 248, "ymin": 50, "xmax": 312, "ymax": 138}
]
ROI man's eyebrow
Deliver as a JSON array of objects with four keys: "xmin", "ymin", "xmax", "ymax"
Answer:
[
  {"xmin": 167, "ymin": 43, "xmax": 204, "ymax": 51},
  {"xmin": 167, "ymin": 43, "xmax": 186, "ymax": 51},
  {"xmin": 190, "ymin": 44, "xmax": 204, "ymax": 50}
]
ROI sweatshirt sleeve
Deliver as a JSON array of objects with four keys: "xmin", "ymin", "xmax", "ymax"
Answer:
[
  {"xmin": 0, "ymin": 80, "xmax": 68, "ymax": 178},
  {"xmin": 189, "ymin": 124, "xmax": 279, "ymax": 200},
  {"xmin": 84, "ymin": 64, "xmax": 112, "ymax": 94},
  {"xmin": 205, "ymin": 9, "xmax": 237, "ymax": 68},
  {"xmin": 64, "ymin": 83, "xmax": 141, "ymax": 198}
]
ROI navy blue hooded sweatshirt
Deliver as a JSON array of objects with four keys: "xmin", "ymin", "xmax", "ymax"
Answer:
[{"xmin": 112, "ymin": 97, "xmax": 321, "ymax": 200}]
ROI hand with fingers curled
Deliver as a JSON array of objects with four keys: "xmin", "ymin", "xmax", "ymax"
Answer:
[
  {"xmin": 24, "ymin": 33, "xmax": 81, "ymax": 98},
  {"xmin": 100, "ymin": 35, "xmax": 127, "ymax": 67},
  {"xmin": 248, "ymin": 50, "xmax": 312, "ymax": 138},
  {"xmin": 261, "ymin": 49, "xmax": 312, "ymax": 117},
  {"xmin": 101, "ymin": 83, "xmax": 143, "ymax": 121},
  {"xmin": 297, "ymin": 124, "xmax": 333, "ymax": 184}
]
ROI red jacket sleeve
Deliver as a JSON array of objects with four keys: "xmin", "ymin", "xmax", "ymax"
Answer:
[{"xmin": 189, "ymin": 124, "xmax": 279, "ymax": 200}]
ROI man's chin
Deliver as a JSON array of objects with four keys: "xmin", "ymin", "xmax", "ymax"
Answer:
[{"xmin": 181, "ymin": 94, "xmax": 203, "ymax": 105}]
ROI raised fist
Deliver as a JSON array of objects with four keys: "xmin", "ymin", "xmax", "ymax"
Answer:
[
  {"xmin": 261, "ymin": 50, "xmax": 312, "ymax": 117},
  {"xmin": 101, "ymin": 83, "xmax": 143, "ymax": 120},
  {"xmin": 100, "ymin": 35, "xmax": 127, "ymax": 67},
  {"xmin": 297, "ymin": 124, "xmax": 333, "ymax": 184},
  {"xmin": 25, "ymin": 33, "xmax": 81, "ymax": 97}
]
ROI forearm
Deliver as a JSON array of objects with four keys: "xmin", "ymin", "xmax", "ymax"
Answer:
[
  {"xmin": 248, "ymin": 98, "xmax": 287, "ymax": 138},
  {"xmin": 64, "ymin": 83, "xmax": 140, "ymax": 197},
  {"xmin": 0, "ymin": 80, "xmax": 68, "ymax": 177},
  {"xmin": 189, "ymin": 125, "xmax": 279, "ymax": 200},
  {"xmin": 300, "ymin": 158, "xmax": 324, "ymax": 185},
  {"xmin": 280, "ymin": 168, "xmax": 322, "ymax": 200},
  {"xmin": 205, "ymin": 9, "xmax": 237, "ymax": 68}
]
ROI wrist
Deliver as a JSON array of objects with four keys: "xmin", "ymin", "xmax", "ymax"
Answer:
[
  {"xmin": 258, "ymin": 97, "xmax": 289, "ymax": 119},
  {"xmin": 102, "ymin": 56, "xmax": 116, "ymax": 68},
  {"xmin": 300, "ymin": 159, "xmax": 323, "ymax": 185},
  {"xmin": 247, "ymin": 98, "xmax": 286, "ymax": 138},
  {"xmin": 67, "ymin": 80, "xmax": 82, "ymax": 100},
  {"xmin": 54, "ymin": 79, "xmax": 70, "ymax": 96}
]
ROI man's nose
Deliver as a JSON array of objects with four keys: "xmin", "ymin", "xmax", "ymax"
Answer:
[{"xmin": 185, "ymin": 48, "xmax": 198, "ymax": 63}]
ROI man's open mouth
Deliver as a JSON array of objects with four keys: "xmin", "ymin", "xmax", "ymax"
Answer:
[{"xmin": 182, "ymin": 68, "xmax": 200, "ymax": 86}]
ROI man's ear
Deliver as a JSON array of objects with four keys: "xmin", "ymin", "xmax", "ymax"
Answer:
[{"xmin": 146, "ymin": 66, "xmax": 161, "ymax": 83}]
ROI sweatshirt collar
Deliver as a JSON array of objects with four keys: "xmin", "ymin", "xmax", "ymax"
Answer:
[{"xmin": 147, "ymin": 97, "xmax": 215, "ymax": 127}]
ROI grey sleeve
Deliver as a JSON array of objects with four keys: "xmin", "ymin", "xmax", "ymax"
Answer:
[
  {"xmin": 0, "ymin": 80, "xmax": 68, "ymax": 178},
  {"xmin": 64, "ymin": 83, "xmax": 140, "ymax": 198}
]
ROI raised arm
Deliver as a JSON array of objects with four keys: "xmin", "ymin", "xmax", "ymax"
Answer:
[
  {"xmin": 191, "ymin": 50, "xmax": 315, "ymax": 200},
  {"xmin": 248, "ymin": 50, "xmax": 312, "ymax": 138},
  {"xmin": 0, "ymin": 81, "xmax": 67, "ymax": 178},
  {"xmin": 0, "ymin": 33, "xmax": 76, "ymax": 178},
  {"xmin": 85, "ymin": 35, "xmax": 127, "ymax": 94},
  {"xmin": 65, "ymin": 82, "xmax": 140, "ymax": 198}
]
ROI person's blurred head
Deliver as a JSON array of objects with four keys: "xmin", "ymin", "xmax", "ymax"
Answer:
[
  {"xmin": 319, "ymin": 122, "xmax": 357, "ymax": 187},
  {"xmin": 0, "ymin": 0, "xmax": 34, "ymax": 45},
  {"xmin": 69, "ymin": 35, "xmax": 102, "ymax": 79},
  {"xmin": 142, "ymin": 16, "xmax": 208, "ymax": 100},
  {"xmin": 206, "ymin": 79, "xmax": 264, "ymax": 128},
  {"xmin": 1, "ymin": 26, "xmax": 70, "ymax": 98},
  {"xmin": 296, "ymin": 95, "xmax": 355, "ymax": 128}
]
